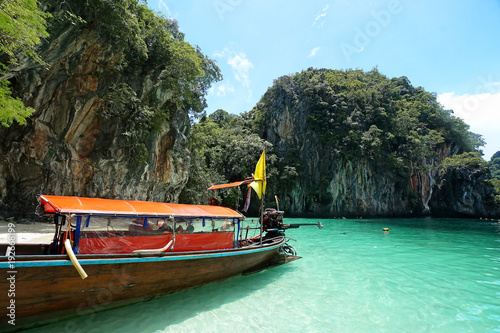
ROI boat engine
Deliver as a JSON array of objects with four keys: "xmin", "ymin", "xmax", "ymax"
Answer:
[{"xmin": 262, "ymin": 208, "xmax": 285, "ymax": 230}]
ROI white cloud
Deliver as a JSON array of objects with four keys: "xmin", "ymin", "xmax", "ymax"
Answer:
[
  {"xmin": 312, "ymin": 5, "xmax": 329, "ymax": 27},
  {"xmin": 308, "ymin": 47, "xmax": 321, "ymax": 57},
  {"xmin": 437, "ymin": 91, "xmax": 500, "ymax": 123},
  {"xmin": 215, "ymin": 48, "xmax": 254, "ymax": 88},
  {"xmin": 315, "ymin": 11, "xmax": 327, "ymax": 21},
  {"xmin": 158, "ymin": 0, "xmax": 172, "ymax": 17},
  {"xmin": 215, "ymin": 81, "xmax": 235, "ymax": 97},
  {"xmin": 437, "ymin": 90, "xmax": 500, "ymax": 159},
  {"xmin": 227, "ymin": 53, "xmax": 253, "ymax": 87}
]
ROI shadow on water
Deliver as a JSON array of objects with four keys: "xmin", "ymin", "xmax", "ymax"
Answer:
[{"xmin": 25, "ymin": 264, "xmax": 296, "ymax": 333}]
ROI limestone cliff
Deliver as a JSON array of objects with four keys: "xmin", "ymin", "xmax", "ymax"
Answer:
[
  {"xmin": 264, "ymin": 116, "xmax": 420, "ymax": 217},
  {"xmin": 251, "ymin": 68, "xmax": 498, "ymax": 217},
  {"xmin": 430, "ymin": 166, "xmax": 499, "ymax": 217},
  {"xmin": 259, "ymin": 92, "xmax": 417, "ymax": 217},
  {"xmin": 0, "ymin": 2, "xmax": 219, "ymax": 217}
]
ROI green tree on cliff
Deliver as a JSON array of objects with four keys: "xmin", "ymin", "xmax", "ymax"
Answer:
[
  {"xmin": 251, "ymin": 68, "xmax": 483, "ymax": 171},
  {"xmin": 181, "ymin": 114, "xmax": 273, "ymax": 206},
  {"xmin": 489, "ymin": 151, "xmax": 500, "ymax": 205},
  {"xmin": 181, "ymin": 112, "xmax": 294, "ymax": 213},
  {"xmin": 439, "ymin": 152, "xmax": 488, "ymax": 170},
  {"xmin": 490, "ymin": 151, "xmax": 500, "ymax": 179},
  {"xmin": 0, "ymin": 0, "xmax": 50, "ymax": 127}
]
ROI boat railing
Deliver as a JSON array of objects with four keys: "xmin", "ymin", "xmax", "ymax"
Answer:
[{"xmin": 239, "ymin": 234, "xmax": 285, "ymax": 248}]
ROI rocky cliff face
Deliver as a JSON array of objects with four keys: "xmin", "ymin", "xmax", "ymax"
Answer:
[
  {"xmin": 265, "ymin": 105, "xmax": 497, "ymax": 217},
  {"xmin": 256, "ymin": 71, "xmax": 498, "ymax": 218},
  {"xmin": 409, "ymin": 143, "xmax": 460, "ymax": 214},
  {"xmin": 0, "ymin": 22, "xmax": 190, "ymax": 217},
  {"xmin": 263, "ymin": 103, "xmax": 418, "ymax": 217},
  {"xmin": 430, "ymin": 167, "xmax": 500, "ymax": 217}
]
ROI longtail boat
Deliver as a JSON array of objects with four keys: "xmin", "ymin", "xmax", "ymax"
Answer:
[{"xmin": 0, "ymin": 151, "xmax": 319, "ymax": 331}]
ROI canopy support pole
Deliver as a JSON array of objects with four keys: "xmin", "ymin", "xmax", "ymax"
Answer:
[{"xmin": 259, "ymin": 179, "xmax": 264, "ymax": 246}]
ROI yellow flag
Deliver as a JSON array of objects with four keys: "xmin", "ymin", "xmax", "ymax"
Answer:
[{"xmin": 249, "ymin": 150, "xmax": 266, "ymax": 199}]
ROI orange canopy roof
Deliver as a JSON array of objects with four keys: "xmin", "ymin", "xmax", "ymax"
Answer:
[{"xmin": 38, "ymin": 195, "xmax": 243, "ymax": 219}]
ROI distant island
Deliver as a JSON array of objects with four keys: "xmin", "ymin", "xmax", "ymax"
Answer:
[{"xmin": 1, "ymin": 0, "xmax": 499, "ymax": 219}]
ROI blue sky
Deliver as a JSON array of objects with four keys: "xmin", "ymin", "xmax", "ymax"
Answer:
[{"xmin": 149, "ymin": 0, "xmax": 500, "ymax": 160}]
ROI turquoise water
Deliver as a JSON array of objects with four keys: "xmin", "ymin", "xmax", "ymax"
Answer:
[{"xmin": 27, "ymin": 218, "xmax": 500, "ymax": 332}]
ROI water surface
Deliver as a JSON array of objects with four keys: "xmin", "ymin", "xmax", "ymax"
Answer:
[{"xmin": 26, "ymin": 218, "xmax": 500, "ymax": 332}]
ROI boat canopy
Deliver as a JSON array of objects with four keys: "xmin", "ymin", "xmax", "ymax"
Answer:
[
  {"xmin": 38, "ymin": 195, "xmax": 243, "ymax": 219},
  {"xmin": 207, "ymin": 180, "xmax": 252, "ymax": 191}
]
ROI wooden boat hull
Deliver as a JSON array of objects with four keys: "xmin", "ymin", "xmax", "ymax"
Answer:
[{"xmin": 0, "ymin": 238, "xmax": 286, "ymax": 331}]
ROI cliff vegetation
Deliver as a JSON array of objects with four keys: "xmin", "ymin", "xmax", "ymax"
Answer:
[
  {"xmin": 489, "ymin": 151, "xmax": 500, "ymax": 206},
  {"xmin": 180, "ymin": 109, "xmax": 299, "ymax": 215},
  {"xmin": 187, "ymin": 68, "xmax": 499, "ymax": 217},
  {"xmin": 0, "ymin": 0, "xmax": 50, "ymax": 126},
  {"xmin": 0, "ymin": 0, "xmax": 221, "ymax": 216}
]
